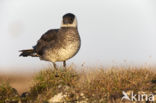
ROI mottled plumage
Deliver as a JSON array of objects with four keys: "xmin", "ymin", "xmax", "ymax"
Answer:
[{"xmin": 19, "ymin": 13, "xmax": 81, "ymax": 69}]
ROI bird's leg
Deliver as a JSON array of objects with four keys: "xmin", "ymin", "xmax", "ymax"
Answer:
[
  {"xmin": 53, "ymin": 62, "xmax": 57, "ymax": 69},
  {"xmin": 63, "ymin": 61, "xmax": 66, "ymax": 69},
  {"xmin": 52, "ymin": 62, "xmax": 59, "ymax": 77}
]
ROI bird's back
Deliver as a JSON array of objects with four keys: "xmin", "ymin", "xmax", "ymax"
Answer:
[{"xmin": 33, "ymin": 29, "xmax": 58, "ymax": 55}]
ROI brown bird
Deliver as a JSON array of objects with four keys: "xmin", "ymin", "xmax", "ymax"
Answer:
[{"xmin": 19, "ymin": 13, "xmax": 81, "ymax": 69}]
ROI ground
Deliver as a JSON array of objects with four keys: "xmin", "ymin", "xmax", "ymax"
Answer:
[{"xmin": 0, "ymin": 65, "xmax": 156, "ymax": 103}]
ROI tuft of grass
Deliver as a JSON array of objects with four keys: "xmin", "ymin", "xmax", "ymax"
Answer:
[
  {"xmin": 0, "ymin": 83, "xmax": 19, "ymax": 103},
  {"xmin": 29, "ymin": 67, "xmax": 79, "ymax": 102}
]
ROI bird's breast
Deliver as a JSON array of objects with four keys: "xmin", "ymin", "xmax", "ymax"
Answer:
[{"xmin": 56, "ymin": 40, "xmax": 80, "ymax": 61}]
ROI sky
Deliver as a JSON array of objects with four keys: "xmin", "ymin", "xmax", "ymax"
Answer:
[{"xmin": 0, "ymin": 0, "xmax": 156, "ymax": 72}]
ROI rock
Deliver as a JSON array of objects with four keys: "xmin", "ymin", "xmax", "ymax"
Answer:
[
  {"xmin": 48, "ymin": 91, "xmax": 88, "ymax": 103},
  {"xmin": 77, "ymin": 100, "xmax": 88, "ymax": 103},
  {"xmin": 21, "ymin": 92, "xmax": 30, "ymax": 98},
  {"xmin": 48, "ymin": 92, "xmax": 66, "ymax": 103}
]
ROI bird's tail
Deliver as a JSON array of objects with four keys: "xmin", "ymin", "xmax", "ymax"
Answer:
[{"xmin": 19, "ymin": 49, "xmax": 38, "ymax": 57}]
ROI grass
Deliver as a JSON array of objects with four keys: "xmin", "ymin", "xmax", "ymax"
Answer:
[
  {"xmin": 0, "ymin": 83, "xmax": 19, "ymax": 103},
  {"xmin": 0, "ymin": 66, "xmax": 156, "ymax": 103}
]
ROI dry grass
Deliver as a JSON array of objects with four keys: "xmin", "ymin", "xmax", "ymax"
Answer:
[
  {"xmin": 77, "ymin": 67, "xmax": 156, "ymax": 102},
  {"xmin": 0, "ymin": 66, "xmax": 156, "ymax": 103}
]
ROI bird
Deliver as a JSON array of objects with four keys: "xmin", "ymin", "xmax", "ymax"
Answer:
[{"xmin": 19, "ymin": 13, "xmax": 81, "ymax": 69}]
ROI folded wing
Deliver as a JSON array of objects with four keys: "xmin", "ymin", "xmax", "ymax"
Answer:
[{"xmin": 33, "ymin": 29, "xmax": 59, "ymax": 56}]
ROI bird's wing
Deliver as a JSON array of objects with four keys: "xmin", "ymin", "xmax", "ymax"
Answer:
[{"xmin": 33, "ymin": 29, "xmax": 59, "ymax": 55}]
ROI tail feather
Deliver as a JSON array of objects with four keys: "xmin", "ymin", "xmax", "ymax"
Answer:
[{"xmin": 19, "ymin": 49, "xmax": 38, "ymax": 57}]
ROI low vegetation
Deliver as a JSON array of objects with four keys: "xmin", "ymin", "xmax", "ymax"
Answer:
[{"xmin": 0, "ymin": 66, "xmax": 156, "ymax": 103}]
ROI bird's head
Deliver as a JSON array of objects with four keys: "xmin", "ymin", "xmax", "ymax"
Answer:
[{"xmin": 61, "ymin": 13, "xmax": 77, "ymax": 28}]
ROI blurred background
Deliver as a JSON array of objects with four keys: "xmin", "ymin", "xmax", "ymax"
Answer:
[{"xmin": 0, "ymin": 0, "xmax": 156, "ymax": 73}]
